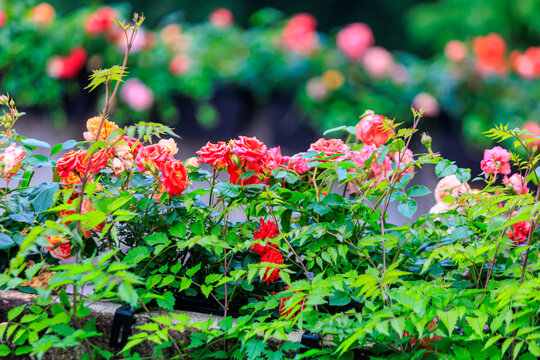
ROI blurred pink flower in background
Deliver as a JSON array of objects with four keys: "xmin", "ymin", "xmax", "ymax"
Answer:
[
  {"xmin": 389, "ymin": 64, "xmax": 409, "ymax": 84},
  {"xmin": 120, "ymin": 78, "xmax": 154, "ymax": 111},
  {"xmin": 209, "ymin": 8, "xmax": 233, "ymax": 28},
  {"xmin": 412, "ymin": 93, "xmax": 440, "ymax": 117},
  {"xmin": 282, "ymin": 13, "xmax": 319, "ymax": 55},
  {"xmin": 0, "ymin": 10, "xmax": 7, "ymax": 29},
  {"xmin": 522, "ymin": 121, "xmax": 540, "ymax": 149},
  {"xmin": 362, "ymin": 46, "xmax": 394, "ymax": 78},
  {"xmin": 115, "ymin": 27, "xmax": 147, "ymax": 54},
  {"xmin": 510, "ymin": 47, "xmax": 540, "ymax": 79},
  {"xmin": 305, "ymin": 77, "xmax": 328, "ymax": 101},
  {"xmin": 84, "ymin": 6, "xmax": 118, "ymax": 37},
  {"xmin": 472, "ymin": 33, "xmax": 508, "ymax": 76},
  {"xmin": 444, "ymin": 40, "xmax": 468, "ymax": 62},
  {"xmin": 169, "ymin": 54, "xmax": 191, "ymax": 75},
  {"xmin": 337, "ymin": 23, "xmax": 374, "ymax": 62}
]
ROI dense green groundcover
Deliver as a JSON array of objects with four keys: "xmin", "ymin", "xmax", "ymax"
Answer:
[{"xmin": 1, "ymin": 12, "xmax": 540, "ymax": 360}]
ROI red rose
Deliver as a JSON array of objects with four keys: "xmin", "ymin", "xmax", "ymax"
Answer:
[
  {"xmin": 84, "ymin": 6, "xmax": 118, "ymax": 37},
  {"xmin": 260, "ymin": 248, "xmax": 283, "ymax": 285},
  {"xmin": 231, "ymin": 136, "xmax": 268, "ymax": 163},
  {"xmin": 226, "ymin": 161, "xmax": 263, "ymax": 185},
  {"xmin": 404, "ymin": 319, "xmax": 441, "ymax": 350},
  {"xmin": 136, "ymin": 144, "xmax": 172, "ymax": 174},
  {"xmin": 254, "ymin": 219, "xmax": 279, "ymax": 241},
  {"xmin": 196, "ymin": 141, "xmax": 230, "ymax": 170},
  {"xmin": 160, "ymin": 159, "xmax": 189, "ymax": 197},
  {"xmin": 46, "ymin": 235, "xmax": 72, "ymax": 260}
]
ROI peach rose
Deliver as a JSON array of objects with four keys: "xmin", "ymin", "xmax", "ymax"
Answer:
[
  {"xmin": 158, "ymin": 138, "xmax": 179, "ymax": 156},
  {"xmin": 444, "ymin": 40, "xmax": 468, "ymax": 62},
  {"xmin": 169, "ymin": 54, "xmax": 191, "ymax": 75},
  {"xmin": 0, "ymin": 143, "xmax": 26, "ymax": 180},
  {"xmin": 29, "ymin": 2, "xmax": 55, "ymax": 27},
  {"xmin": 83, "ymin": 116, "xmax": 120, "ymax": 142}
]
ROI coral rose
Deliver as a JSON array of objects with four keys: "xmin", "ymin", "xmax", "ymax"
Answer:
[
  {"xmin": 169, "ymin": 54, "xmax": 191, "ymax": 75},
  {"xmin": 231, "ymin": 136, "xmax": 268, "ymax": 163},
  {"xmin": 356, "ymin": 113, "xmax": 394, "ymax": 147},
  {"xmin": 56, "ymin": 150, "xmax": 86, "ymax": 177},
  {"xmin": 160, "ymin": 159, "xmax": 189, "ymax": 197},
  {"xmin": 480, "ymin": 146, "xmax": 511, "ymax": 175},
  {"xmin": 196, "ymin": 141, "xmax": 230, "ymax": 170},
  {"xmin": 309, "ymin": 138, "xmax": 350, "ymax": 161},
  {"xmin": 336, "ymin": 23, "xmax": 374, "ymax": 62},
  {"xmin": 0, "ymin": 143, "xmax": 26, "ymax": 180},
  {"xmin": 75, "ymin": 148, "xmax": 112, "ymax": 175}
]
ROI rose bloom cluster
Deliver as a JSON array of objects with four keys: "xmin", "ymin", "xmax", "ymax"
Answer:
[{"xmin": 197, "ymin": 136, "xmax": 284, "ymax": 185}]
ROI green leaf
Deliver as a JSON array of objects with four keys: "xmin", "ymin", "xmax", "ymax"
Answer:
[
  {"xmin": 186, "ymin": 262, "xmax": 202, "ymax": 277},
  {"xmin": 21, "ymin": 138, "xmax": 50, "ymax": 149},
  {"xmin": 216, "ymin": 182, "xmax": 240, "ymax": 198},
  {"xmin": 156, "ymin": 291, "xmax": 175, "ymax": 311},
  {"xmin": 244, "ymin": 339, "xmax": 266, "ymax": 360},
  {"xmin": 8, "ymin": 306, "xmax": 26, "ymax": 321},
  {"xmin": 0, "ymin": 234, "xmax": 14, "ymax": 250},
  {"xmin": 0, "ymin": 344, "xmax": 10, "ymax": 356},
  {"xmin": 118, "ymin": 283, "xmax": 138, "ymax": 306},
  {"xmin": 31, "ymin": 183, "xmax": 59, "ymax": 214},
  {"xmin": 169, "ymin": 222, "xmax": 187, "ymax": 238},
  {"xmin": 397, "ymin": 198, "xmax": 417, "ymax": 218},
  {"xmin": 218, "ymin": 316, "xmax": 233, "ymax": 332},
  {"xmin": 329, "ymin": 290, "xmax": 351, "ymax": 306},
  {"xmin": 455, "ymin": 167, "xmax": 471, "ymax": 183},
  {"xmin": 437, "ymin": 309, "xmax": 458, "ymax": 336},
  {"xmin": 450, "ymin": 226, "xmax": 474, "ymax": 240},
  {"xmin": 144, "ymin": 233, "xmax": 169, "ymax": 246},
  {"xmin": 123, "ymin": 247, "xmax": 149, "ymax": 264},
  {"xmin": 435, "ymin": 159, "xmax": 457, "ymax": 178},
  {"xmin": 407, "ymin": 185, "xmax": 431, "ymax": 197},
  {"xmin": 466, "ymin": 314, "xmax": 487, "ymax": 340}
]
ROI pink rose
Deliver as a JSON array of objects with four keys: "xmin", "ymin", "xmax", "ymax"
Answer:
[
  {"xmin": 349, "ymin": 145, "xmax": 392, "ymax": 185},
  {"xmin": 356, "ymin": 113, "xmax": 394, "ymax": 146},
  {"xmin": 209, "ymin": 8, "xmax": 233, "ymax": 28},
  {"xmin": 444, "ymin": 40, "xmax": 468, "ymax": 62},
  {"xmin": 391, "ymin": 149, "xmax": 415, "ymax": 178},
  {"xmin": 480, "ymin": 146, "xmax": 511, "ymax": 175},
  {"xmin": 309, "ymin": 138, "xmax": 350, "ymax": 161},
  {"xmin": 0, "ymin": 143, "xmax": 26, "ymax": 180},
  {"xmin": 84, "ymin": 6, "xmax": 117, "ymax": 36},
  {"xmin": 362, "ymin": 47, "xmax": 394, "ymax": 78},
  {"xmin": 337, "ymin": 23, "xmax": 374, "ymax": 62},
  {"xmin": 264, "ymin": 146, "xmax": 284, "ymax": 170},
  {"xmin": 412, "ymin": 93, "xmax": 440, "ymax": 117},
  {"xmin": 503, "ymin": 173, "xmax": 528, "ymax": 194},
  {"xmin": 120, "ymin": 78, "xmax": 154, "ymax": 111}
]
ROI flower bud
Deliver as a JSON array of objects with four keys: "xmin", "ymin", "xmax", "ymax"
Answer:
[
  {"xmin": 421, "ymin": 133, "xmax": 432, "ymax": 151},
  {"xmin": 230, "ymin": 154, "xmax": 242, "ymax": 167},
  {"xmin": 0, "ymin": 95, "xmax": 8, "ymax": 105}
]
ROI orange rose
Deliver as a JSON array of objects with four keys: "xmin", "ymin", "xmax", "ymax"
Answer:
[{"xmin": 160, "ymin": 159, "xmax": 189, "ymax": 197}]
